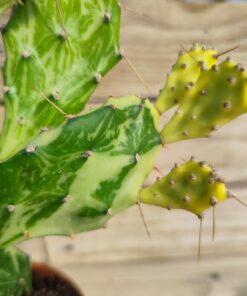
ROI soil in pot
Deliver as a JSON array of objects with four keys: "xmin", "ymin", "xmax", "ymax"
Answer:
[{"xmin": 26, "ymin": 263, "xmax": 84, "ymax": 296}]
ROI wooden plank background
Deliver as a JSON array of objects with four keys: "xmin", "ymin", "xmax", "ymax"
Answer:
[{"xmin": 1, "ymin": 0, "xmax": 247, "ymax": 295}]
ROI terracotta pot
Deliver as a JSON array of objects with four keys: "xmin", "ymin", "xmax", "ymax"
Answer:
[{"xmin": 26, "ymin": 262, "xmax": 84, "ymax": 296}]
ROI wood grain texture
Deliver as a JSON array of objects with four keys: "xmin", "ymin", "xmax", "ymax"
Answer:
[
  {"xmin": 0, "ymin": 0, "xmax": 247, "ymax": 295},
  {"xmin": 54, "ymin": 257, "xmax": 247, "ymax": 296}
]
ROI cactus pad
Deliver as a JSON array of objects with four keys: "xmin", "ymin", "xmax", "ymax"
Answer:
[
  {"xmin": 140, "ymin": 160, "xmax": 228, "ymax": 216},
  {"xmin": 0, "ymin": 96, "xmax": 161, "ymax": 247},
  {"xmin": 0, "ymin": 0, "xmax": 121, "ymax": 160},
  {"xmin": 161, "ymin": 59, "xmax": 247, "ymax": 143},
  {"xmin": 0, "ymin": 247, "xmax": 31, "ymax": 296},
  {"xmin": 156, "ymin": 44, "xmax": 217, "ymax": 114}
]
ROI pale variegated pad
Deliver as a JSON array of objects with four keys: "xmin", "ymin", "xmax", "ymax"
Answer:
[{"xmin": 0, "ymin": 96, "xmax": 161, "ymax": 247}]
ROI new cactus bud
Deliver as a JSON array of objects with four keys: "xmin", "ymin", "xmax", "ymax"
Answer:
[
  {"xmin": 140, "ymin": 160, "xmax": 228, "ymax": 216},
  {"xmin": 161, "ymin": 59, "xmax": 247, "ymax": 143},
  {"xmin": 156, "ymin": 44, "xmax": 218, "ymax": 113}
]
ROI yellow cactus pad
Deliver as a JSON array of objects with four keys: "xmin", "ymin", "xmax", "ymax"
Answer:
[
  {"xmin": 156, "ymin": 44, "xmax": 217, "ymax": 113},
  {"xmin": 140, "ymin": 160, "xmax": 228, "ymax": 215},
  {"xmin": 161, "ymin": 59, "xmax": 247, "ymax": 144}
]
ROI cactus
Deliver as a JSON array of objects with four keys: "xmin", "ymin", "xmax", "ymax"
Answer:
[
  {"xmin": 160, "ymin": 58, "xmax": 247, "ymax": 144},
  {"xmin": 0, "ymin": 46, "xmax": 246, "ymax": 249},
  {"xmin": 140, "ymin": 160, "xmax": 228, "ymax": 216},
  {"xmin": 0, "ymin": 96, "xmax": 161, "ymax": 247},
  {"xmin": 156, "ymin": 44, "xmax": 218, "ymax": 114},
  {"xmin": 0, "ymin": 0, "xmax": 247, "ymax": 293},
  {"xmin": 0, "ymin": 0, "xmax": 121, "ymax": 161},
  {"xmin": 0, "ymin": 247, "xmax": 31, "ymax": 296}
]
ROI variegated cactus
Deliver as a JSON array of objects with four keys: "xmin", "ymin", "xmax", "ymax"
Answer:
[
  {"xmin": 0, "ymin": 0, "xmax": 247, "ymax": 295},
  {"xmin": 0, "ymin": 49, "xmax": 246, "ymax": 247}
]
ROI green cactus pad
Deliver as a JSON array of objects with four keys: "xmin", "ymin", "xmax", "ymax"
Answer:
[
  {"xmin": 0, "ymin": 0, "xmax": 121, "ymax": 160},
  {"xmin": 161, "ymin": 59, "xmax": 247, "ymax": 144},
  {"xmin": 156, "ymin": 44, "xmax": 217, "ymax": 113},
  {"xmin": 0, "ymin": 247, "xmax": 31, "ymax": 296},
  {"xmin": 140, "ymin": 160, "xmax": 228, "ymax": 216},
  {"xmin": 0, "ymin": 96, "xmax": 161, "ymax": 247}
]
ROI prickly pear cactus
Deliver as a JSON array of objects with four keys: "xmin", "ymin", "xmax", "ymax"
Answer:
[
  {"xmin": 0, "ymin": 0, "xmax": 121, "ymax": 160},
  {"xmin": 161, "ymin": 58, "xmax": 247, "ymax": 143},
  {"xmin": 0, "ymin": 96, "xmax": 161, "ymax": 247},
  {"xmin": 0, "ymin": 247, "xmax": 31, "ymax": 296},
  {"xmin": 156, "ymin": 44, "xmax": 218, "ymax": 113},
  {"xmin": 140, "ymin": 160, "xmax": 228, "ymax": 216}
]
